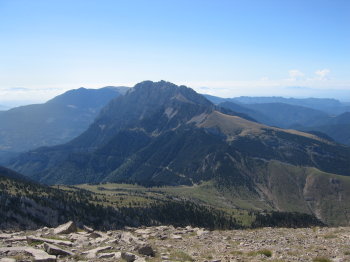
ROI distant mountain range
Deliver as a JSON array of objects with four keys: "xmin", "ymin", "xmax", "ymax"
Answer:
[
  {"xmin": 0, "ymin": 86, "xmax": 127, "ymax": 153},
  {"xmin": 203, "ymin": 95, "xmax": 350, "ymax": 146},
  {"xmin": 205, "ymin": 95, "xmax": 350, "ymax": 115}
]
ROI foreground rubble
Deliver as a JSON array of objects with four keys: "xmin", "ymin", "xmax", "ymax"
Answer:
[{"xmin": 1, "ymin": 222, "xmax": 350, "ymax": 261}]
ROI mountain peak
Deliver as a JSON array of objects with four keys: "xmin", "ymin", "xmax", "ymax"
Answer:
[{"xmin": 126, "ymin": 80, "xmax": 212, "ymax": 107}]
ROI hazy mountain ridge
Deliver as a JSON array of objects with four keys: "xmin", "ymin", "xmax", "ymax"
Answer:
[
  {"xmin": 215, "ymin": 96, "xmax": 350, "ymax": 145},
  {"xmin": 0, "ymin": 105, "xmax": 10, "ymax": 111},
  {"xmin": 229, "ymin": 96, "xmax": 350, "ymax": 115},
  {"xmin": 295, "ymin": 112, "xmax": 350, "ymax": 146}
]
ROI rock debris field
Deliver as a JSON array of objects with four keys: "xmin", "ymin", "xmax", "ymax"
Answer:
[{"xmin": 1, "ymin": 221, "xmax": 350, "ymax": 262}]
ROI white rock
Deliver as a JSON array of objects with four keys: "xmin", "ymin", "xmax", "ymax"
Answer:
[{"xmin": 170, "ymin": 234, "xmax": 182, "ymax": 240}]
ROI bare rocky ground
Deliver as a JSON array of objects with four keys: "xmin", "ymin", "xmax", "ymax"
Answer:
[{"xmin": 1, "ymin": 221, "xmax": 350, "ymax": 262}]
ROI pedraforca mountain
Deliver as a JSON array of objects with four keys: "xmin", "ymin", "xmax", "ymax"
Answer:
[{"xmin": 9, "ymin": 80, "xmax": 350, "ymax": 185}]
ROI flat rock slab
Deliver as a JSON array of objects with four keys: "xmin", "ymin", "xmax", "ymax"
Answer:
[
  {"xmin": 97, "ymin": 252, "xmax": 115, "ymax": 259},
  {"xmin": 170, "ymin": 234, "xmax": 182, "ymax": 240},
  {"xmin": 53, "ymin": 221, "xmax": 77, "ymax": 234},
  {"xmin": 0, "ymin": 258, "xmax": 16, "ymax": 262},
  {"xmin": 44, "ymin": 243, "xmax": 74, "ymax": 256},
  {"xmin": 82, "ymin": 246, "xmax": 112, "ymax": 259},
  {"xmin": 27, "ymin": 236, "xmax": 73, "ymax": 247},
  {"xmin": 135, "ymin": 229, "xmax": 152, "ymax": 235},
  {"xmin": 0, "ymin": 234, "xmax": 12, "ymax": 239},
  {"xmin": 0, "ymin": 247, "xmax": 56, "ymax": 262}
]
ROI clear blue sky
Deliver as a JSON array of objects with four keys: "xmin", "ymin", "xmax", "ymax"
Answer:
[{"xmin": 0, "ymin": 0, "xmax": 349, "ymax": 105}]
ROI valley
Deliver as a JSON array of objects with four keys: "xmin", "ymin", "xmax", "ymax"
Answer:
[
  {"xmin": 2, "ymin": 2, "xmax": 349, "ymax": 261},
  {"xmin": 2, "ymin": 81, "xmax": 350, "ymax": 230}
]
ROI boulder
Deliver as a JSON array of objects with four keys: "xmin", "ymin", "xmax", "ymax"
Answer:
[
  {"xmin": 53, "ymin": 221, "xmax": 77, "ymax": 234},
  {"xmin": 137, "ymin": 244, "xmax": 155, "ymax": 257},
  {"xmin": 114, "ymin": 251, "xmax": 122, "ymax": 259},
  {"xmin": 121, "ymin": 252, "xmax": 136, "ymax": 262}
]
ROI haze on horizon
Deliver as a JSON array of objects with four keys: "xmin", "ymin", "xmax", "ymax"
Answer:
[{"xmin": 0, "ymin": 0, "xmax": 349, "ymax": 107}]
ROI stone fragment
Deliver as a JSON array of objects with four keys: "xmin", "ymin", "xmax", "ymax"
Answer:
[
  {"xmin": 134, "ymin": 257, "xmax": 146, "ymax": 262},
  {"xmin": 82, "ymin": 246, "xmax": 112, "ymax": 259},
  {"xmin": 97, "ymin": 252, "xmax": 115, "ymax": 258},
  {"xmin": 170, "ymin": 234, "xmax": 182, "ymax": 240},
  {"xmin": 196, "ymin": 228, "xmax": 209, "ymax": 236},
  {"xmin": 135, "ymin": 228, "xmax": 151, "ymax": 235},
  {"xmin": 53, "ymin": 221, "xmax": 77, "ymax": 234},
  {"xmin": 83, "ymin": 225, "xmax": 94, "ymax": 233}
]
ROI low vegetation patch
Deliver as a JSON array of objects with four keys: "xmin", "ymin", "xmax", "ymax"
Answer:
[
  {"xmin": 230, "ymin": 250, "xmax": 243, "ymax": 255},
  {"xmin": 248, "ymin": 249, "xmax": 273, "ymax": 257},
  {"xmin": 313, "ymin": 257, "xmax": 332, "ymax": 262},
  {"xmin": 170, "ymin": 251, "xmax": 195, "ymax": 262},
  {"xmin": 323, "ymin": 233, "xmax": 337, "ymax": 239}
]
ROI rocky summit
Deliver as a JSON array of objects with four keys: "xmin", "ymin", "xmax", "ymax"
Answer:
[{"xmin": 0, "ymin": 221, "xmax": 350, "ymax": 262}]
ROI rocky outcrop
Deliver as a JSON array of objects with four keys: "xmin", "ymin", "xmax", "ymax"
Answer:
[{"xmin": 1, "ymin": 224, "xmax": 350, "ymax": 261}]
